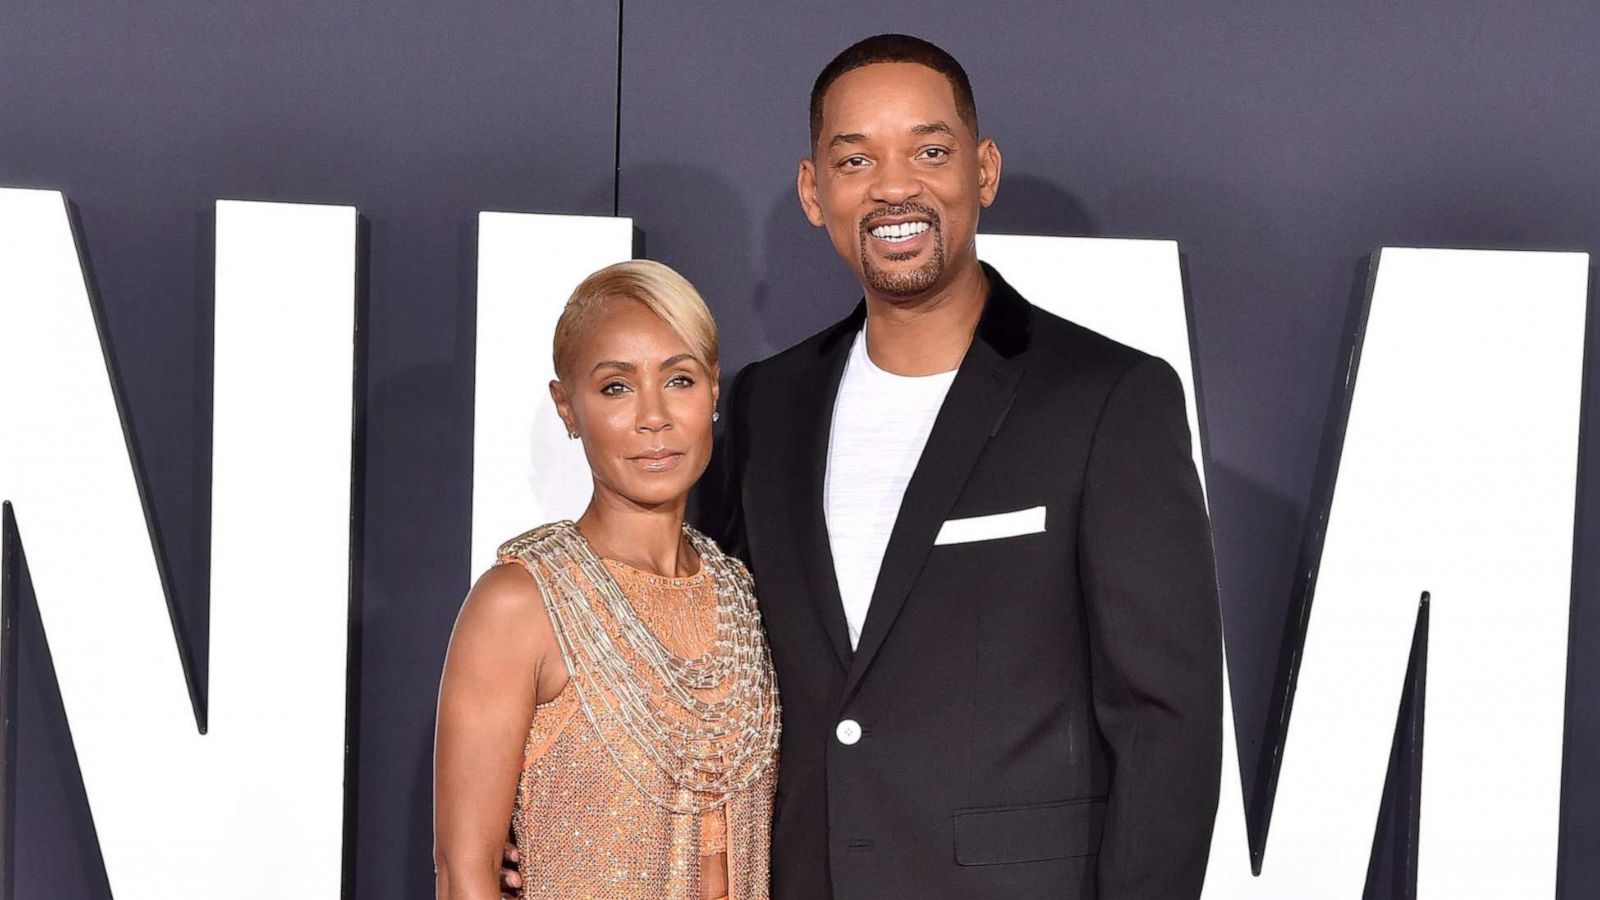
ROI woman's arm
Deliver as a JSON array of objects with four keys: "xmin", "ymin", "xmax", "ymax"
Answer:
[{"xmin": 434, "ymin": 563, "xmax": 548, "ymax": 900}]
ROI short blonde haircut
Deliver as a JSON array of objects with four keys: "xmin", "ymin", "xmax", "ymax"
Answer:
[{"xmin": 552, "ymin": 259, "xmax": 719, "ymax": 380}]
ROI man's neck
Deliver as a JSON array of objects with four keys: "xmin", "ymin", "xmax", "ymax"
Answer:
[{"xmin": 862, "ymin": 259, "xmax": 989, "ymax": 376}]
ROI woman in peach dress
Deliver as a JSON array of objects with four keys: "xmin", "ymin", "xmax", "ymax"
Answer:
[{"xmin": 433, "ymin": 260, "xmax": 779, "ymax": 900}]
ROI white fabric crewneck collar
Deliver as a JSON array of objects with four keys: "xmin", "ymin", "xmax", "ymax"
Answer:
[{"xmin": 853, "ymin": 325, "xmax": 960, "ymax": 382}]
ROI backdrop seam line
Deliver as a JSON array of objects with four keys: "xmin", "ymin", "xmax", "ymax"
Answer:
[{"xmin": 613, "ymin": 0, "xmax": 624, "ymax": 219}]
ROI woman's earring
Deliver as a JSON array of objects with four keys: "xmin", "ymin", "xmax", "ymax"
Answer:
[
  {"xmin": 712, "ymin": 410, "xmax": 720, "ymax": 423},
  {"xmin": 565, "ymin": 426, "xmax": 578, "ymax": 440}
]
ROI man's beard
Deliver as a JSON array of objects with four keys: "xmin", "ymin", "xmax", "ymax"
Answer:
[{"xmin": 858, "ymin": 205, "xmax": 945, "ymax": 298}]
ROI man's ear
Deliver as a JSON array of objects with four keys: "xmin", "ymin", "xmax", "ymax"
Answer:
[
  {"xmin": 797, "ymin": 158, "xmax": 827, "ymax": 227},
  {"xmin": 976, "ymin": 137, "xmax": 1003, "ymax": 208},
  {"xmin": 549, "ymin": 379, "xmax": 576, "ymax": 435}
]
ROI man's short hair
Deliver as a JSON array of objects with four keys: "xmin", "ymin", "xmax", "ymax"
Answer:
[{"xmin": 809, "ymin": 33, "xmax": 979, "ymax": 150}]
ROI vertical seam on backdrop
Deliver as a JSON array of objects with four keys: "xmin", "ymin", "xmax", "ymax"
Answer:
[{"xmin": 613, "ymin": 0, "xmax": 625, "ymax": 218}]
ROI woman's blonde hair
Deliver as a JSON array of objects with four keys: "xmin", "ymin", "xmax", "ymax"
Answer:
[{"xmin": 552, "ymin": 259, "xmax": 719, "ymax": 380}]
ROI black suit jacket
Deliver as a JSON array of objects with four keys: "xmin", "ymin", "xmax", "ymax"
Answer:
[{"xmin": 700, "ymin": 264, "xmax": 1223, "ymax": 900}]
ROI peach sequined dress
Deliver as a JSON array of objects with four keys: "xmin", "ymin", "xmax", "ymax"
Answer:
[{"xmin": 498, "ymin": 522, "xmax": 779, "ymax": 900}]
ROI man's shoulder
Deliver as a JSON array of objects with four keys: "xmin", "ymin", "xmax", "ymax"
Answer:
[
  {"xmin": 979, "ymin": 262, "xmax": 1154, "ymax": 378},
  {"xmin": 1022, "ymin": 300, "xmax": 1160, "ymax": 382},
  {"xmin": 1018, "ymin": 302, "xmax": 1189, "ymax": 426},
  {"xmin": 732, "ymin": 311, "xmax": 858, "ymax": 395}
]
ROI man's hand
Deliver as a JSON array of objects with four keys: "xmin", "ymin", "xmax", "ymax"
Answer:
[{"xmin": 499, "ymin": 839, "xmax": 522, "ymax": 898}]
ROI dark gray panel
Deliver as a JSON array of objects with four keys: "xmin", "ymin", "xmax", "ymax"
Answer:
[
  {"xmin": 10, "ymin": 546, "xmax": 112, "ymax": 900},
  {"xmin": 0, "ymin": 3, "xmax": 619, "ymax": 897},
  {"xmin": 618, "ymin": 3, "xmax": 1600, "ymax": 895}
]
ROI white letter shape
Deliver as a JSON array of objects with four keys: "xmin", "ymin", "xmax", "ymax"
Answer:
[
  {"xmin": 1206, "ymin": 248, "xmax": 1585, "ymax": 898},
  {"xmin": 469, "ymin": 210, "xmax": 632, "ymax": 575},
  {"xmin": 979, "ymin": 235, "xmax": 1584, "ymax": 897},
  {"xmin": 0, "ymin": 189, "xmax": 356, "ymax": 898}
]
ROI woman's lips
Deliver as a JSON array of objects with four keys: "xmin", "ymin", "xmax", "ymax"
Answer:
[{"xmin": 628, "ymin": 451, "xmax": 685, "ymax": 472}]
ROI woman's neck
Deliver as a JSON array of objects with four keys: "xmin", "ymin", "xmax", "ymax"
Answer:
[{"xmin": 574, "ymin": 490, "xmax": 697, "ymax": 578}]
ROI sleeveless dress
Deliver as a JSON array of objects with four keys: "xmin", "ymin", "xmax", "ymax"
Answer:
[{"xmin": 498, "ymin": 521, "xmax": 780, "ymax": 900}]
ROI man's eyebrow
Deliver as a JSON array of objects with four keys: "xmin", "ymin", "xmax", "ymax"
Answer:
[
  {"xmin": 591, "ymin": 360, "xmax": 636, "ymax": 374},
  {"xmin": 911, "ymin": 121, "xmax": 956, "ymax": 138},
  {"xmin": 827, "ymin": 132, "xmax": 869, "ymax": 150}
]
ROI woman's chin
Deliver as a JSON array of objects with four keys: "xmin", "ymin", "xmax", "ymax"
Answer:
[{"xmin": 613, "ymin": 479, "xmax": 694, "ymax": 510}]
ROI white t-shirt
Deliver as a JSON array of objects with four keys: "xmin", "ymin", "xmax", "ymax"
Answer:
[{"xmin": 824, "ymin": 328, "xmax": 958, "ymax": 648}]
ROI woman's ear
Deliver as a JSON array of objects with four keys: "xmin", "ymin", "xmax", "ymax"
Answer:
[{"xmin": 549, "ymin": 379, "xmax": 577, "ymax": 437}]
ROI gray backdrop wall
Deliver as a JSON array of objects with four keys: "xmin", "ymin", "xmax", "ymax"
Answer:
[{"xmin": 3, "ymin": 2, "xmax": 1597, "ymax": 897}]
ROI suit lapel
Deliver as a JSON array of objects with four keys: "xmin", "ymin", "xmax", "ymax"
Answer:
[
  {"xmin": 789, "ymin": 306, "xmax": 863, "ymax": 672},
  {"xmin": 843, "ymin": 266, "xmax": 1032, "ymax": 698}
]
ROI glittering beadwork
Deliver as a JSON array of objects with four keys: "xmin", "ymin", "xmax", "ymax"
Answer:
[
  {"xmin": 505, "ymin": 521, "xmax": 780, "ymax": 811},
  {"xmin": 500, "ymin": 521, "xmax": 778, "ymax": 900}
]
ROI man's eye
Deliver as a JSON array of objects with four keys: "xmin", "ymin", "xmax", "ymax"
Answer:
[
  {"xmin": 920, "ymin": 146, "xmax": 950, "ymax": 160},
  {"xmin": 839, "ymin": 156, "xmax": 869, "ymax": 168}
]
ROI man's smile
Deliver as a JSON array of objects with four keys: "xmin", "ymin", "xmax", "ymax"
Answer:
[
  {"xmin": 861, "ymin": 207, "xmax": 939, "ymax": 258},
  {"xmin": 869, "ymin": 220, "xmax": 930, "ymax": 242}
]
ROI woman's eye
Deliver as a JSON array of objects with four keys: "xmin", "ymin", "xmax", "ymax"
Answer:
[
  {"xmin": 666, "ymin": 374, "xmax": 695, "ymax": 388},
  {"xmin": 599, "ymin": 382, "xmax": 628, "ymax": 396}
]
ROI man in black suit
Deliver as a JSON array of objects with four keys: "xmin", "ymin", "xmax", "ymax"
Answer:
[{"xmin": 704, "ymin": 34, "xmax": 1223, "ymax": 900}]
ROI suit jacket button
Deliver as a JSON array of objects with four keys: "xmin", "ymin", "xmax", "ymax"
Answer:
[{"xmin": 836, "ymin": 719, "xmax": 862, "ymax": 745}]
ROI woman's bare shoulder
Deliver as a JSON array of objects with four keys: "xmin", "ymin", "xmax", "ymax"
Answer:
[
  {"xmin": 448, "ymin": 560, "xmax": 555, "ymax": 668},
  {"xmin": 471, "ymin": 560, "xmax": 542, "ymax": 610}
]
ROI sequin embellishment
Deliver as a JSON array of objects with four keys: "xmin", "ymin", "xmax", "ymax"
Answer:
[{"xmin": 501, "ymin": 522, "xmax": 778, "ymax": 900}]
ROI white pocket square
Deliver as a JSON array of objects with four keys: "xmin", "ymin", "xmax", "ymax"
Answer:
[{"xmin": 934, "ymin": 506, "xmax": 1047, "ymax": 546}]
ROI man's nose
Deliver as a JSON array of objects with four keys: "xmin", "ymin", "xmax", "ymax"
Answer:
[{"xmin": 869, "ymin": 157, "xmax": 922, "ymax": 205}]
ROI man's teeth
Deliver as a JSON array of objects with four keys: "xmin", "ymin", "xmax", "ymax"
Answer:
[{"xmin": 870, "ymin": 221, "xmax": 931, "ymax": 242}]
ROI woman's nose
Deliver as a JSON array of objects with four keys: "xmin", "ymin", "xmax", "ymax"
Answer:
[{"xmin": 636, "ymin": 390, "xmax": 671, "ymax": 432}]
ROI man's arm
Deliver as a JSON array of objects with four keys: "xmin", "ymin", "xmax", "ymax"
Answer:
[{"xmin": 1079, "ymin": 355, "xmax": 1223, "ymax": 898}]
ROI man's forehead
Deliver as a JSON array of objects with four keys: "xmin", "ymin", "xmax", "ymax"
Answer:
[
  {"xmin": 822, "ymin": 62, "xmax": 962, "ymax": 123},
  {"xmin": 828, "ymin": 120, "xmax": 958, "ymax": 150}
]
